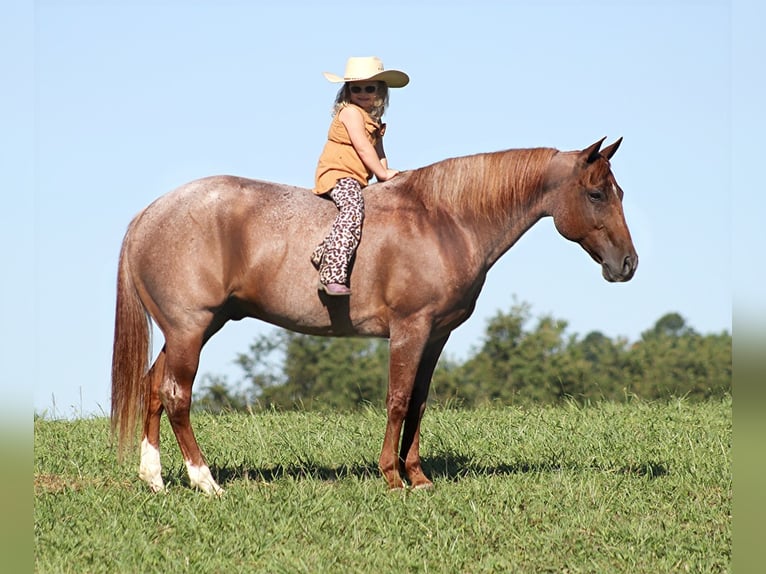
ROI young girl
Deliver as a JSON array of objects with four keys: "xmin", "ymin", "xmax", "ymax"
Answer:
[{"xmin": 311, "ymin": 56, "xmax": 409, "ymax": 296}]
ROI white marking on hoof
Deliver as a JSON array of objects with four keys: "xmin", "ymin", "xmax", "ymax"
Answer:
[
  {"xmin": 139, "ymin": 437, "xmax": 165, "ymax": 493},
  {"xmin": 186, "ymin": 461, "xmax": 224, "ymax": 495}
]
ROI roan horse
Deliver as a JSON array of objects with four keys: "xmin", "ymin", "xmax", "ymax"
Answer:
[{"xmin": 111, "ymin": 137, "xmax": 637, "ymax": 494}]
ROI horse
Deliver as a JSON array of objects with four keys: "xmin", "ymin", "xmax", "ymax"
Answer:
[{"xmin": 111, "ymin": 137, "xmax": 637, "ymax": 494}]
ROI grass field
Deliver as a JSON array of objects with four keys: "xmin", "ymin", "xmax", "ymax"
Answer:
[{"xmin": 34, "ymin": 399, "xmax": 731, "ymax": 573}]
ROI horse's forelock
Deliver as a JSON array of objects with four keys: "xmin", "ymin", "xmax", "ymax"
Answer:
[{"xmin": 404, "ymin": 148, "xmax": 557, "ymax": 219}]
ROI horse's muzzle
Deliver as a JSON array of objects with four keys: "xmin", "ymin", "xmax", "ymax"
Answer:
[{"xmin": 603, "ymin": 253, "xmax": 638, "ymax": 282}]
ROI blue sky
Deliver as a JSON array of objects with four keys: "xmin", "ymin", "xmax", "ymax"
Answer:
[{"xmin": 3, "ymin": 0, "xmax": 761, "ymax": 418}]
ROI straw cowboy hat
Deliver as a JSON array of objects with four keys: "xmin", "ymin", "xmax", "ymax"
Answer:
[{"xmin": 323, "ymin": 56, "xmax": 409, "ymax": 88}]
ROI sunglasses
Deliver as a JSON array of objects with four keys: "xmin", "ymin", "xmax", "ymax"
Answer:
[{"xmin": 349, "ymin": 85, "xmax": 378, "ymax": 94}]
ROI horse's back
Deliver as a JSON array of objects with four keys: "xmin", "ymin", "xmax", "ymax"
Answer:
[
  {"xmin": 125, "ymin": 176, "xmax": 361, "ymax": 333},
  {"xmin": 131, "ymin": 173, "xmax": 416, "ymax": 237},
  {"xmin": 122, "ymin": 173, "xmax": 458, "ymax": 338},
  {"xmin": 136, "ymin": 175, "xmax": 315, "ymax": 225}
]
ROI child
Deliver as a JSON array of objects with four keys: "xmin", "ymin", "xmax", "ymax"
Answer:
[{"xmin": 311, "ymin": 56, "xmax": 409, "ymax": 296}]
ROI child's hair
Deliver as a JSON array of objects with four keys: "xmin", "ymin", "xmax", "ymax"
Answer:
[{"xmin": 332, "ymin": 81, "xmax": 390, "ymax": 122}]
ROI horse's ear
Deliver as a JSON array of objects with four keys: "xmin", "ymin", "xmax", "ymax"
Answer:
[
  {"xmin": 600, "ymin": 137, "xmax": 623, "ymax": 160},
  {"xmin": 582, "ymin": 137, "xmax": 607, "ymax": 164}
]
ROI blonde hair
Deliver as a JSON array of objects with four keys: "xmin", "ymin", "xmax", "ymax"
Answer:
[{"xmin": 331, "ymin": 81, "xmax": 390, "ymax": 122}]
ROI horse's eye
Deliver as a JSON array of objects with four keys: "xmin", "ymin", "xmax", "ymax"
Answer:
[{"xmin": 588, "ymin": 189, "xmax": 605, "ymax": 203}]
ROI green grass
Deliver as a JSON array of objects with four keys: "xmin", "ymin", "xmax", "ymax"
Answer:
[{"xmin": 34, "ymin": 399, "xmax": 731, "ymax": 573}]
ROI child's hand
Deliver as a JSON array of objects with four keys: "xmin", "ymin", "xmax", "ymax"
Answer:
[{"xmin": 381, "ymin": 169, "xmax": 399, "ymax": 181}]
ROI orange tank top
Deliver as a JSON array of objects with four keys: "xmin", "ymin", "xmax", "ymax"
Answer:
[{"xmin": 313, "ymin": 103, "xmax": 385, "ymax": 195}]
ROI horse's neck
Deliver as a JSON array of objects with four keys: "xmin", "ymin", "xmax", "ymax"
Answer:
[
  {"xmin": 452, "ymin": 169, "xmax": 551, "ymax": 267},
  {"xmin": 397, "ymin": 148, "xmax": 556, "ymax": 267},
  {"xmin": 472, "ymin": 203, "xmax": 548, "ymax": 269}
]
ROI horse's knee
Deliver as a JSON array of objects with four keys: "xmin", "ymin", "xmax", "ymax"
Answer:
[{"xmin": 387, "ymin": 389, "xmax": 410, "ymax": 419}]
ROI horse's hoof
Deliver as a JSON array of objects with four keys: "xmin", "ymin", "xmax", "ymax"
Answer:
[
  {"xmin": 385, "ymin": 477, "xmax": 406, "ymax": 491},
  {"xmin": 148, "ymin": 482, "xmax": 165, "ymax": 494}
]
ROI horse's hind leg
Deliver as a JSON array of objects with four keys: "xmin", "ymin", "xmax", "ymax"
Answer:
[
  {"xmin": 139, "ymin": 348, "xmax": 166, "ymax": 492},
  {"xmin": 160, "ymin": 332, "xmax": 222, "ymax": 495}
]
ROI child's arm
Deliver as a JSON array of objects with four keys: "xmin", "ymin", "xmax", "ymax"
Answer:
[
  {"xmin": 339, "ymin": 107, "xmax": 398, "ymax": 181},
  {"xmin": 376, "ymin": 138, "xmax": 388, "ymax": 170}
]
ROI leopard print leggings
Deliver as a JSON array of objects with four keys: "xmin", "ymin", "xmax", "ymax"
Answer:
[{"xmin": 311, "ymin": 177, "xmax": 365, "ymax": 285}]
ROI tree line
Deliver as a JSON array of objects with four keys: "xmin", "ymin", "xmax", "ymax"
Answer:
[{"xmin": 194, "ymin": 301, "xmax": 731, "ymax": 412}]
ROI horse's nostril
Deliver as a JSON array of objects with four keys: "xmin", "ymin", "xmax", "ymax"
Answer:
[{"xmin": 623, "ymin": 254, "xmax": 637, "ymax": 276}]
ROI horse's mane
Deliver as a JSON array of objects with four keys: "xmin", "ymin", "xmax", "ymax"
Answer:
[{"xmin": 403, "ymin": 147, "xmax": 558, "ymax": 220}]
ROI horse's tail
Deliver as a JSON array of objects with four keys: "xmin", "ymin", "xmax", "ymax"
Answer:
[{"xmin": 110, "ymin": 216, "xmax": 151, "ymax": 460}]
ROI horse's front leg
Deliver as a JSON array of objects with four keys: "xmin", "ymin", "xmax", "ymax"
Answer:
[
  {"xmin": 379, "ymin": 320, "xmax": 431, "ymax": 490},
  {"xmin": 399, "ymin": 335, "xmax": 450, "ymax": 489}
]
